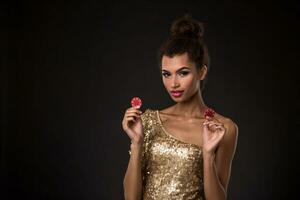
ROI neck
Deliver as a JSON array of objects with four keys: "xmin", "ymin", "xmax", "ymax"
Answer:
[{"xmin": 172, "ymin": 90, "xmax": 208, "ymax": 118}]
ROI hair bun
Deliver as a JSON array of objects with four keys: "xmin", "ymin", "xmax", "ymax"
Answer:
[{"xmin": 170, "ymin": 14, "xmax": 204, "ymax": 40}]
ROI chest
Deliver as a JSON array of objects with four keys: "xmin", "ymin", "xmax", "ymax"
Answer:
[{"xmin": 161, "ymin": 118, "xmax": 204, "ymax": 146}]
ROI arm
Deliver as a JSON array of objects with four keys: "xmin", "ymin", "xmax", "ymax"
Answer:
[
  {"xmin": 203, "ymin": 120, "xmax": 239, "ymax": 200},
  {"xmin": 122, "ymin": 108, "xmax": 148, "ymax": 200},
  {"xmin": 123, "ymin": 142, "xmax": 143, "ymax": 200}
]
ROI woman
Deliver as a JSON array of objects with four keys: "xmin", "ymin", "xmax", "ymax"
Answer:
[{"xmin": 122, "ymin": 14, "xmax": 238, "ymax": 200}]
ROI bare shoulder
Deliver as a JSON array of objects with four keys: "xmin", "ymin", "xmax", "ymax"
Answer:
[
  {"xmin": 158, "ymin": 106, "xmax": 173, "ymax": 114},
  {"xmin": 215, "ymin": 113, "xmax": 239, "ymax": 145},
  {"xmin": 157, "ymin": 106, "xmax": 176, "ymax": 121},
  {"xmin": 215, "ymin": 112, "xmax": 238, "ymax": 135}
]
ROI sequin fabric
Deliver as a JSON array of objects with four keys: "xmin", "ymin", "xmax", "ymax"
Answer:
[{"xmin": 139, "ymin": 109, "xmax": 205, "ymax": 200}]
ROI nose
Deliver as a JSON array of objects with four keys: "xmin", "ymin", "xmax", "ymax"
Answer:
[{"xmin": 171, "ymin": 75, "xmax": 180, "ymax": 88}]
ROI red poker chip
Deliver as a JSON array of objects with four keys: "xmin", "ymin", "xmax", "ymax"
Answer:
[
  {"xmin": 131, "ymin": 97, "xmax": 142, "ymax": 109},
  {"xmin": 204, "ymin": 107, "xmax": 215, "ymax": 118}
]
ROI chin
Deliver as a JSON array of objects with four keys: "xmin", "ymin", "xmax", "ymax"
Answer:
[{"xmin": 170, "ymin": 96, "xmax": 184, "ymax": 102}]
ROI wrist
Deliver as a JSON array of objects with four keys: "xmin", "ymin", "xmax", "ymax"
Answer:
[
  {"xmin": 131, "ymin": 141, "xmax": 141, "ymax": 147},
  {"xmin": 128, "ymin": 142, "xmax": 142, "ymax": 157},
  {"xmin": 203, "ymin": 152, "xmax": 215, "ymax": 162},
  {"xmin": 131, "ymin": 138, "xmax": 143, "ymax": 146},
  {"xmin": 130, "ymin": 141, "xmax": 142, "ymax": 152}
]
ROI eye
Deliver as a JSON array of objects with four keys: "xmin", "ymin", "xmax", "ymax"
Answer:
[
  {"xmin": 162, "ymin": 72, "xmax": 170, "ymax": 77},
  {"xmin": 179, "ymin": 71, "xmax": 190, "ymax": 76}
]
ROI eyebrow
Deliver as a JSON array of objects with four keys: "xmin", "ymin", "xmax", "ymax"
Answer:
[{"xmin": 161, "ymin": 66, "xmax": 190, "ymax": 72}]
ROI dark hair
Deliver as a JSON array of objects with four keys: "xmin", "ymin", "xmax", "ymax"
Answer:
[{"xmin": 157, "ymin": 14, "xmax": 210, "ymax": 92}]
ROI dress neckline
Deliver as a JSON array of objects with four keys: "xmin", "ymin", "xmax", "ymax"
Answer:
[{"xmin": 156, "ymin": 110, "xmax": 202, "ymax": 150}]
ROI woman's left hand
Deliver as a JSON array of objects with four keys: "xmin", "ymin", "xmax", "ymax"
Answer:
[{"xmin": 202, "ymin": 117, "xmax": 226, "ymax": 156}]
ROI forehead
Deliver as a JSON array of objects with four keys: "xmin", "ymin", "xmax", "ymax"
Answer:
[{"xmin": 161, "ymin": 52, "xmax": 195, "ymax": 70}]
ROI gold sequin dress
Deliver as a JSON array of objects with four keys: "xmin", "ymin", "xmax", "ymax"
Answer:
[{"xmin": 139, "ymin": 108, "xmax": 205, "ymax": 200}]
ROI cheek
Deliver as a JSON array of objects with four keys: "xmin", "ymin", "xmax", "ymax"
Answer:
[
  {"xmin": 162, "ymin": 78, "xmax": 169, "ymax": 88},
  {"xmin": 162, "ymin": 78, "xmax": 167, "ymax": 85},
  {"xmin": 183, "ymin": 76, "xmax": 195, "ymax": 88}
]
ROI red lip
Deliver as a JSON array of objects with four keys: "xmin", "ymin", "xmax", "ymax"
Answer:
[
  {"xmin": 171, "ymin": 90, "xmax": 184, "ymax": 97},
  {"xmin": 171, "ymin": 90, "xmax": 184, "ymax": 93}
]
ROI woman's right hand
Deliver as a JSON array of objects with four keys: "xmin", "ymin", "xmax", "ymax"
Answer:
[{"xmin": 122, "ymin": 107, "xmax": 143, "ymax": 145}]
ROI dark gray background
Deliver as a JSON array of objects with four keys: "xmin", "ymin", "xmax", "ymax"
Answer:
[{"xmin": 2, "ymin": 0, "xmax": 299, "ymax": 199}]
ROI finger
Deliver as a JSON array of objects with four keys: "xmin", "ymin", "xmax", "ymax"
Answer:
[
  {"xmin": 127, "ymin": 107, "xmax": 140, "ymax": 113},
  {"xmin": 210, "ymin": 123, "xmax": 222, "ymax": 129},
  {"xmin": 126, "ymin": 115, "xmax": 139, "ymax": 122},
  {"xmin": 126, "ymin": 111, "xmax": 142, "ymax": 119},
  {"xmin": 130, "ymin": 106, "xmax": 142, "ymax": 111},
  {"xmin": 212, "ymin": 123, "xmax": 225, "ymax": 129},
  {"xmin": 203, "ymin": 122, "xmax": 217, "ymax": 131},
  {"xmin": 126, "ymin": 112, "xmax": 141, "ymax": 118},
  {"xmin": 127, "ymin": 116, "xmax": 136, "ymax": 122},
  {"xmin": 205, "ymin": 123, "xmax": 224, "ymax": 133},
  {"xmin": 205, "ymin": 116, "xmax": 214, "ymax": 121},
  {"xmin": 203, "ymin": 121, "xmax": 223, "ymax": 126},
  {"xmin": 127, "ymin": 108, "xmax": 143, "ymax": 115},
  {"xmin": 213, "ymin": 125, "xmax": 226, "ymax": 133},
  {"xmin": 208, "ymin": 124, "xmax": 218, "ymax": 131},
  {"xmin": 204, "ymin": 120, "xmax": 222, "ymax": 125}
]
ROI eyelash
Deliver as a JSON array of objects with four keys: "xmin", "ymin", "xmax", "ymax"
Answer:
[{"xmin": 162, "ymin": 71, "xmax": 189, "ymax": 77}]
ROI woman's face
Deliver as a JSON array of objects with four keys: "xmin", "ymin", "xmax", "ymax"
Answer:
[{"xmin": 161, "ymin": 52, "xmax": 206, "ymax": 102}]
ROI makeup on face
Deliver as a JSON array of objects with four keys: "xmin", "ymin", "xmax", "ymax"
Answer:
[
  {"xmin": 171, "ymin": 90, "xmax": 184, "ymax": 97},
  {"xmin": 161, "ymin": 66, "xmax": 191, "ymax": 78},
  {"xmin": 161, "ymin": 66, "xmax": 192, "ymax": 99},
  {"xmin": 161, "ymin": 53, "xmax": 198, "ymax": 100}
]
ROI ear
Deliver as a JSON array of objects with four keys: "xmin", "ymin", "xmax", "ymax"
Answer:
[{"xmin": 198, "ymin": 64, "xmax": 208, "ymax": 80}]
